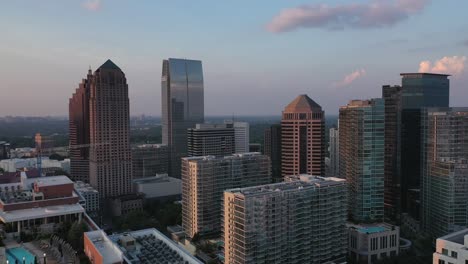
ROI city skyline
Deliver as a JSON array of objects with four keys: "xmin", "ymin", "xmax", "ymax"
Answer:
[{"xmin": 1, "ymin": 1, "xmax": 468, "ymax": 116}]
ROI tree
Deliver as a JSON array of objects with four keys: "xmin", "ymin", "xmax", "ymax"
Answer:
[
  {"xmin": 67, "ymin": 222, "xmax": 88, "ymax": 252},
  {"xmin": 0, "ymin": 168, "xmax": 4, "ymax": 174},
  {"xmin": 49, "ymin": 153, "xmax": 65, "ymax": 161}
]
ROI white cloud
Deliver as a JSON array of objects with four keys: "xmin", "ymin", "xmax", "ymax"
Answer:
[
  {"xmin": 333, "ymin": 69, "xmax": 366, "ymax": 87},
  {"xmin": 418, "ymin": 56, "xmax": 466, "ymax": 76},
  {"xmin": 82, "ymin": 0, "xmax": 101, "ymax": 12},
  {"xmin": 266, "ymin": 0, "xmax": 429, "ymax": 33}
]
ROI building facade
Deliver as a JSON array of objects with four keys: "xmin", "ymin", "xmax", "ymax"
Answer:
[
  {"xmin": 131, "ymin": 144, "xmax": 169, "ymax": 179},
  {"xmin": 69, "ymin": 68, "xmax": 92, "ymax": 182},
  {"xmin": 433, "ymin": 229, "xmax": 468, "ymax": 264},
  {"xmin": 382, "ymin": 85, "xmax": 402, "ymax": 221},
  {"xmin": 399, "ymin": 73, "xmax": 450, "ymax": 220},
  {"xmin": 74, "ymin": 181, "xmax": 100, "ymax": 217},
  {"xmin": 339, "ymin": 99, "xmax": 385, "ymax": 223},
  {"xmin": 281, "ymin": 94, "xmax": 325, "ymax": 178},
  {"xmin": 329, "ymin": 127, "xmax": 340, "ymax": 177},
  {"xmin": 348, "ymin": 223, "xmax": 400, "ymax": 264},
  {"xmin": 421, "ymin": 108, "xmax": 468, "ymax": 239},
  {"xmin": 0, "ymin": 141, "xmax": 10, "ymax": 160},
  {"xmin": 88, "ymin": 60, "xmax": 133, "ymax": 198},
  {"xmin": 264, "ymin": 124, "xmax": 282, "ymax": 182},
  {"xmin": 224, "ymin": 121, "xmax": 250, "ymax": 153},
  {"xmin": 162, "ymin": 58, "xmax": 204, "ymax": 178},
  {"xmin": 181, "ymin": 153, "xmax": 271, "ymax": 238},
  {"xmin": 187, "ymin": 124, "xmax": 235, "ymax": 157},
  {"xmin": 223, "ymin": 175, "xmax": 347, "ymax": 264}
]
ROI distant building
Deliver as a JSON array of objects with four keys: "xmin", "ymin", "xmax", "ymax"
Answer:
[
  {"xmin": 84, "ymin": 230, "xmax": 124, "ymax": 264},
  {"xmin": 421, "ymin": 108, "xmax": 468, "ymax": 239},
  {"xmin": 87, "ymin": 60, "xmax": 133, "ymax": 198},
  {"xmin": 0, "ymin": 158, "xmax": 69, "ymax": 173},
  {"xmin": 382, "ymin": 85, "xmax": 402, "ymax": 221},
  {"xmin": 187, "ymin": 124, "xmax": 235, "ymax": 157},
  {"xmin": 131, "ymin": 144, "xmax": 169, "ymax": 179},
  {"xmin": 329, "ymin": 127, "xmax": 340, "ymax": 177},
  {"xmin": 248, "ymin": 143, "xmax": 262, "ymax": 153},
  {"xmin": 133, "ymin": 174, "xmax": 181, "ymax": 200},
  {"xmin": 182, "ymin": 153, "xmax": 271, "ymax": 238},
  {"xmin": 35, "ymin": 133, "xmax": 55, "ymax": 157},
  {"xmin": 339, "ymin": 99, "xmax": 385, "ymax": 223},
  {"xmin": 399, "ymin": 73, "xmax": 450, "ymax": 221},
  {"xmin": 0, "ymin": 173, "xmax": 85, "ymax": 236},
  {"xmin": 74, "ymin": 181, "xmax": 100, "ymax": 217},
  {"xmin": 223, "ymin": 175, "xmax": 347, "ymax": 264},
  {"xmin": 433, "ymin": 229, "xmax": 468, "ymax": 264},
  {"xmin": 0, "ymin": 141, "xmax": 10, "ymax": 160},
  {"xmin": 162, "ymin": 58, "xmax": 204, "ymax": 178},
  {"xmin": 281, "ymin": 94, "xmax": 325, "ymax": 178},
  {"xmin": 110, "ymin": 194, "xmax": 144, "ymax": 217},
  {"xmin": 224, "ymin": 120, "xmax": 249, "ymax": 153},
  {"xmin": 264, "ymin": 124, "xmax": 282, "ymax": 182},
  {"xmin": 348, "ymin": 223, "xmax": 400, "ymax": 264}
]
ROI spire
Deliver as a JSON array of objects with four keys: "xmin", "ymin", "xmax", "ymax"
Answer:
[{"xmin": 98, "ymin": 59, "xmax": 121, "ymax": 70}]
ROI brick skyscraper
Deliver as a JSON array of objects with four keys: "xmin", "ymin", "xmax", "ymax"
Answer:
[
  {"xmin": 88, "ymin": 60, "xmax": 133, "ymax": 198},
  {"xmin": 69, "ymin": 68, "xmax": 92, "ymax": 182},
  {"xmin": 281, "ymin": 94, "xmax": 325, "ymax": 178}
]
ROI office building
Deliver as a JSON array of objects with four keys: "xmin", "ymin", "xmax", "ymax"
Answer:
[
  {"xmin": 133, "ymin": 174, "xmax": 181, "ymax": 201},
  {"xmin": 74, "ymin": 181, "xmax": 100, "ymax": 217},
  {"xmin": 224, "ymin": 121, "xmax": 250, "ymax": 153},
  {"xmin": 329, "ymin": 127, "xmax": 340, "ymax": 177},
  {"xmin": 69, "ymin": 68, "xmax": 92, "ymax": 182},
  {"xmin": 162, "ymin": 58, "xmax": 204, "ymax": 178},
  {"xmin": 399, "ymin": 73, "xmax": 450, "ymax": 220},
  {"xmin": 182, "ymin": 153, "xmax": 271, "ymax": 238},
  {"xmin": 132, "ymin": 144, "xmax": 169, "ymax": 179},
  {"xmin": 88, "ymin": 60, "xmax": 133, "ymax": 199},
  {"xmin": 264, "ymin": 124, "xmax": 282, "ymax": 182},
  {"xmin": 421, "ymin": 108, "xmax": 468, "ymax": 239},
  {"xmin": 382, "ymin": 85, "xmax": 402, "ymax": 220},
  {"xmin": 339, "ymin": 99, "xmax": 385, "ymax": 223},
  {"xmin": 35, "ymin": 133, "xmax": 55, "ymax": 156},
  {"xmin": 84, "ymin": 228, "xmax": 202, "ymax": 264},
  {"xmin": 281, "ymin": 94, "xmax": 325, "ymax": 178},
  {"xmin": 0, "ymin": 141, "xmax": 10, "ymax": 160},
  {"xmin": 433, "ymin": 229, "xmax": 468, "ymax": 264},
  {"xmin": 348, "ymin": 223, "xmax": 400, "ymax": 264},
  {"xmin": 223, "ymin": 175, "xmax": 347, "ymax": 264},
  {"xmin": 187, "ymin": 123, "xmax": 235, "ymax": 157}
]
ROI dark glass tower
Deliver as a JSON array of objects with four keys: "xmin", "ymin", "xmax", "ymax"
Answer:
[
  {"xmin": 399, "ymin": 73, "xmax": 449, "ymax": 220},
  {"xmin": 162, "ymin": 58, "xmax": 204, "ymax": 178},
  {"xmin": 264, "ymin": 124, "xmax": 282, "ymax": 182}
]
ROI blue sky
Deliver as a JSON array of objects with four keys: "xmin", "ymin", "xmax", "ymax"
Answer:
[{"xmin": 0, "ymin": 0, "xmax": 467, "ymax": 116}]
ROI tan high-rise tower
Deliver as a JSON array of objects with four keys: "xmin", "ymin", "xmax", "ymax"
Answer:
[
  {"xmin": 88, "ymin": 60, "xmax": 133, "ymax": 198},
  {"xmin": 281, "ymin": 94, "xmax": 325, "ymax": 177}
]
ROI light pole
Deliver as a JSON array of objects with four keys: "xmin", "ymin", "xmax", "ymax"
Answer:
[
  {"xmin": 43, "ymin": 253, "xmax": 46, "ymax": 264},
  {"xmin": 22, "ymin": 257, "xmax": 25, "ymax": 264}
]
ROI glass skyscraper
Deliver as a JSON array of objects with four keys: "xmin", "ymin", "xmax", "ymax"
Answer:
[
  {"xmin": 339, "ymin": 99, "xmax": 385, "ymax": 223},
  {"xmin": 399, "ymin": 73, "xmax": 449, "ymax": 220},
  {"xmin": 161, "ymin": 58, "xmax": 204, "ymax": 177}
]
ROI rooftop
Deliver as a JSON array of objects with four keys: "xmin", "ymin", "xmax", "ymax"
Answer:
[
  {"xmin": 183, "ymin": 152, "xmax": 263, "ymax": 162},
  {"xmin": 85, "ymin": 230, "xmax": 123, "ymax": 264},
  {"xmin": 0, "ymin": 203, "xmax": 84, "ymax": 222},
  {"xmin": 347, "ymin": 223, "xmax": 397, "ymax": 235},
  {"xmin": 31, "ymin": 175, "xmax": 73, "ymax": 188},
  {"xmin": 438, "ymin": 228, "xmax": 468, "ymax": 245},
  {"xmin": 284, "ymin": 94, "xmax": 322, "ymax": 113},
  {"xmin": 98, "ymin": 59, "xmax": 121, "ymax": 70},
  {"xmin": 132, "ymin": 174, "xmax": 180, "ymax": 184},
  {"xmin": 400, "ymin": 72, "xmax": 451, "ymax": 77}
]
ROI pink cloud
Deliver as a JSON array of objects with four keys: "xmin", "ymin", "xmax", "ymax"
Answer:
[
  {"xmin": 418, "ymin": 56, "xmax": 466, "ymax": 76},
  {"xmin": 266, "ymin": 0, "xmax": 429, "ymax": 33},
  {"xmin": 82, "ymin": 0, "xmax": 101, "ymax": 12},
  {"xmin": 333, "ymin": 69, "xmax": 366, "ymax": 87}
]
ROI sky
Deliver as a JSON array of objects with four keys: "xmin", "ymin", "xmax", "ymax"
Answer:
[{"xmin": 0, "ymin": 0, "xmax": 467, "ymax": 116}]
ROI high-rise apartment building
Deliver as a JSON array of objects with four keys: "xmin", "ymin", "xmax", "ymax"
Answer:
[
  {"xmin": 399, "ymin": 73, "xmax": 450, "ymax": 219},
  {"xmin": 88, "ymin": 60, "xmax": 133, "ymax": 198},
  {"xmin": 382, "ymin": 85, "xmax": 402, "ymax": 220},
  {"xmin": 224, "ymin": 121, "xmax": 249, "ymax": 153},
  {"xmin": 162, "ymin": 58, "xmax": 204, "ymax": 178},
  {"xmin": 132, "ymin": 144, "xmax": 169, "ymax": 179},
  {"xmin": 421, "ymin": 108, "xmax": 468, "ymax": 239},
  {"xmin": 281, "ymin": 94, "xmax": 325, "ymax": 178},
  {"xmin": 223, "ymin": 175, "xmax": 347, "ymax": 264},
  {"xmin": 181, "ymin": 153, "xmax": 271, "ymax": 238},
  {"xmin": 69, "ymin": 68, "xmax": 92, "ymax": 182},
  {"xmin": 339, "ymin": 99, "xmax": 385, "ymax": 223},
  {"xmin": 187, "ymin": 124, "xmax": 235, "ymax": 157},
  {"xmin": 329, "ymin": 127, "xmax": 340, "ymax": 177},
  {"xmin": 0, "ymin": 141, "xmax": 10, "ymax": 160},
  {"xmin": 264, "ymin": 124, "xmax": 282, "ymax": 182}
]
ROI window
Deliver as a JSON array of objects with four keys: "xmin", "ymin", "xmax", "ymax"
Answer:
[
  {"xmin": 442, "ymin": 248, "xmax": 449, "ymax": 255},
  {"xmin": 451, "ymin": 251, "xmax": 458, "ymax": 258},
  {"xmin": 438, "ymin": 260, "xmax": 445, "ymax": 264}
]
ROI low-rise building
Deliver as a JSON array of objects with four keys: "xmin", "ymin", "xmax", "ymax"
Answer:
[
  {"xmin": 348, "ymin": 223, "xmax": 400, "ymax": 264},
  {"xmin": 132, "ymin": 144, "xmax": 169, "ymax": 179},
  {"xmin": 84, "ymin": 228, "xmax": 202, "ymax": 264},
  {"xmin": 110, "ymin": 194, "xmax": 144, "ymax": 217},
  {"xmin": 133, "ymin": 174, "xmax": 181, "ymax": 200},
  {"xmin": 0, "ymin": 158, "xmax": 70, "ymax": 173},
  {"xmin": 75, "ymin": 181, "xmax": 100, "ymax": 216},
  {"xmin": 433, "ymin": 229, "xmax": 468, "ymax": 264},
  {"xmin": 0, "ymin": 173, "xmax": 85, "ymax": 237}
]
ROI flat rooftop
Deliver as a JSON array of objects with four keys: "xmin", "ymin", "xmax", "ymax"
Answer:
[
  {"xmin": 29, "ymin": 175, "xmax": 73, "ymax": 187},
  {"xmin": 438, "ymin": 229, "xmax": 468, "ymax": 245},
  {"xmin": 348, "ymin": 223, "xmax": 397, "ymax": 235},
  {"xmin": 109, "ymin": 228, "xmax": 202, "ymax": 264},
  {"xmin": 133, "ymin": 174, "xmax": 179, "ymax": 184},
  {"xmin": 86, "ymin": 230, "xmax": 123, "ymax": 264},
  {"xmin": 183, "ymin": 152, "xmax": 263, "ymax": 162},
  {"xmin": 0, "ymin": 203, "xmax": 84, "ymax": 222},
  {"xmin": 400, "ymin": 72, "xmax": 451, "ymax": 77}
]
